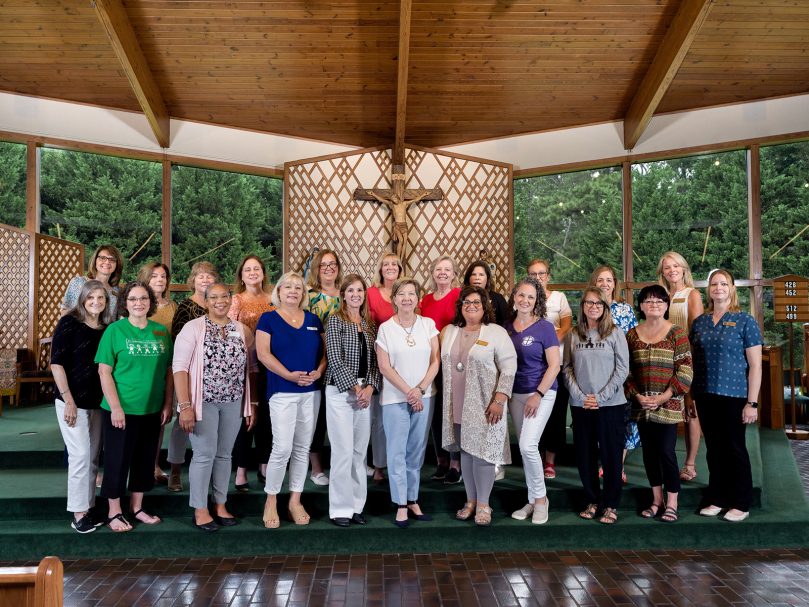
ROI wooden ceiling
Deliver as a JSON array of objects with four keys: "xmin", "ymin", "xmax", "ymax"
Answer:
[{"xmin": 1, "ymin": 0, "xmax": 808, "ymax": 151}]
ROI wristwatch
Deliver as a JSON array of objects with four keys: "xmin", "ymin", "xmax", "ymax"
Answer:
[
  {"xmin": 747, "ymin": 401, "xmax": 758, "ymax": 409},
  {"xmin": 536, "ymin": 389, "xmax": 545, "ymax": 398}
]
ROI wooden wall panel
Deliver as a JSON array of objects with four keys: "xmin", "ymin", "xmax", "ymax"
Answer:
[
  {"xmin": 285, "ymin": 146, "xmax": 513, "ymax": 294},
  {"xmin": 0, "ymin": 225, "xmax": 32, "ymax": 351}
]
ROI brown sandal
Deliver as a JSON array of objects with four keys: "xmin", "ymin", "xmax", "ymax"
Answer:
[
  {"xmin": 679, "ymin": 465, "xmax": 697, "ymax": 482},
  {"xmin": 579, "ymin": 503, "xmax": 598, "ymax": 520},
  {"xmin": 288, "ymin": 503, "xmax": 311, "ymax": 525},
  {"xmin": 263, "ymin": 499, "xmax": 280, "ymax": 529},
  {"xmin": 599, "ymin": 507, "xmax": 618, "ymax": 525},
  {"xmin": 456, "ymin": 502, "xmax": 476, "ymax": 521},
  {"xmin": 474, "ymin": 505, "xmax": 492, "ymax": 526}
]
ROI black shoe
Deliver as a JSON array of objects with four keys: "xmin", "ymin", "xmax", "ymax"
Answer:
[
  {"xmin": 331, "ymin": 517, "xmax": 351, "ymax": 527},
  {"xmin": 192, "ymin": 515, "xmax": 219, "ymax": 532},
  {"xmin": 235, "ymin": 482, "xmax": 250, "ymax": 493},
  {"xmin": 430, "ymin": 465, "xmax": 449, "ymax": 481},
  {"xmin": 444, "ymin": 468, "xmax": 462, "ymax": 485},
  {"xmin": 71, "ymin": 514, "xmax": 97, "ymax": 534},
  {"xmin": 351, "ymin": 512, "xmax": 367, "ymax": 525},
  {"xmin": 214, "ymin": 515, "xmax": 240, "ymax": 527},
  {"xmin": 407, "ymin": 501, "xmax": 433, "ymax": 521},
  {"xmin": 393, "ymin": 506, "xmax": 409, "ymax": 528},
  {"xmin": 257, "ymin": 471, "xmax": 266, "ymax": 484}
]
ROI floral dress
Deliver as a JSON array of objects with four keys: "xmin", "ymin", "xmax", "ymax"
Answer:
[{"xmin": 610, "ymin": 301, "xmax": 640, "ymax": 450}]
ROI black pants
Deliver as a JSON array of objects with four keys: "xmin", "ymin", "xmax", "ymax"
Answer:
[
  {"xmin": 430, "ymin": 369, "xmax": 460, "ymax": 465},
  {"xmin": 233, "ymin": 366, "xmax": 272, "ymax": 469},
  {"xmin": 696, "ymin": 393, "xmax": 753, "ymax": 511},
  {"xmin": 100, "ymin": 410, "xmax": 161, "ymax": 500},
  {"xmin": 637, "ymin": 420, "xmax": 680, "ymax": 493},
  {"xmin": 310, "ymin": 383, "xmax": 328, "ymax": 456},
  {"xmin": 571, "ymin": 404, "xmax": 624, "ymax": 509},
  {"xmin": 539, "ymin": 380, "xmax": 569, "ymax": 456}
]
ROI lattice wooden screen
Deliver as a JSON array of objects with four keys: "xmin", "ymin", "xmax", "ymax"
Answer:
[
  {"xmin": 36, "ymin": 235, "xmax": 84, "ymax": 352},
  {"xmin": 285, "ymin": 146, "xmax": 513, "ymax": 294},
  {"xmin": 0, "ymin": 226, "xmax": 32, "ymax": 351}
]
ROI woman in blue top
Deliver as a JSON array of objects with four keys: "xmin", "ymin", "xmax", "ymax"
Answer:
[
  {"xmin": 590, "ymin": 264, "xmax": 639, "ymax": 483},
  {"xmin": 690, "ymin": 269, "xmax": 762, "ymax": 522},
  {"xmin": 505, "ymin": 278, "xmax": 560, "ymax": 525},
  {"xmin": 256, "ymin": 272, "xmax": 326, "ymax": 529}
]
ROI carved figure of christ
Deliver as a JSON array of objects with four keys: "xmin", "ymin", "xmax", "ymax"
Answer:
[{"xmin": 353, "ymin": 165, "xmax": 443, "ymax": 267}]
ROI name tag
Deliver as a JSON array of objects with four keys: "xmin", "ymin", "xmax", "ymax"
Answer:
[
  {"xmin": 153, "ymin": 329, "xmax": 167, "ymax": 337},
  {"xmin": 228, "ymin": 331, "xmax": 240, "ymax": 339},
  {"xmin": 723, "ymin": 321, "xmax": 736, "ymax": 327},
  {"xmin": 672, "ymin": 298, "xmax": 686, "ymax": 304},
  {"xmin": 306, "ymin": 326, "xmax": 319, "ymax": 331},
  {"xmin": 475, "ymin": 339, "xmax": 489, "ymax": 346}
]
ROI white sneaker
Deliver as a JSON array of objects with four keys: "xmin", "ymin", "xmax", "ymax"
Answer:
[
  {"xmin": 511, "ymin": 503, "xmax": 533, "ymax": 520},
  {"xmin": 532, "ymin": 499, "xmax": 550, "ymax": 525},
  {"xmin": 310, "ymin": 472, "xmax": 330, "ymax": 486},
  {"xmin": 494, "ymin": 465, "xmax": 505, "ymax": 481},
  {"xmin": 699, "ymin": 505, "xmax": 722, "ymax": 517},
  {"xmin": 366, "ymin": 466, "xmax": 374, "ymax": 477}
]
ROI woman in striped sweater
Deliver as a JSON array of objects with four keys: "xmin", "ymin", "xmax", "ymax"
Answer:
[{"xmin": 625, "ymin": 285, "xmax": 693, "ymax": 523}]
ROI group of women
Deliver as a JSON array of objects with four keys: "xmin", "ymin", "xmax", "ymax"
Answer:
[{"xmin": 52, "ymin": 244, "xmax": 762, "ymax": 533}]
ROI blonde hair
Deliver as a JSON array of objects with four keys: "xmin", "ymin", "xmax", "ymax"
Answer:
[
  {"xmin": 588, "ymin": 264, "xmax": 625, "ymax": 303},
  {"xmin": 271, "ymin": 272, "xmax": 308, "ymax": 310},
  {"xmin": 657, "ymin": 251, "xmax": 695, "ymax": 291},
  {"xmin": 575, "ymin": 287, "xmax": 616, "ymax": 341},
  {"xmin": 390, "ymin": 277, "xmax": 422, "ymax": 313},
  {"xmin": 187, "ymin": 261, "xmax": 220, "ymax": 292},
  {"xmin": 706, "ymin": 269, "xmax": 740, "ymax": 313},
  {"xmin": 374, "ymin": 252, "xmax": 403, "ymax": 287},
  {"xmin": 306, "ymin": 249, "xmax": 343, "ymax": 291},
  {"xmin": 426, "ymin": 256, "xmax": 461, "ymax": 293}
]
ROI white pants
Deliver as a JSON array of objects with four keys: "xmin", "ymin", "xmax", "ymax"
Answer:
[
  {"xmin": 326, "ymin": 385, "xmax": 371, "ymax": 518},
  {"xmin": 55, "ymin": 400, "xmax": 102, "ymax": 513},
  {"xmin": 370, "ymin": 394, "xmax": 387, "ymax": 468},
  {"xmin": 509, "ymin": 390, "xmax": 556, "ymax": 502},
  {"xmin": 264, "ymin": 391, "xmax": 318, "ymax": 494}
]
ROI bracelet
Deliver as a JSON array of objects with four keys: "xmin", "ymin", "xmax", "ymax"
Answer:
[
  {"xmin": 417, "ymin": 386, "xmax": 426, "ymax": 395},
  {"xmin": 60, "ymin": 388, "xmax": 71, "ymax": 396},
  {"xmin": 250, "ymin": 401, "xmax": 259, "ymax": 407},
  {"xmin": 177, "ymin": 401, "xmax": 192, "ymax": 413},
  {"xmin": 491, "ymin": 399, "xmax": 505, "ymax": 407},
  {"xmin": 535, "ymin": 389, "xmax": 545, "ymax": 398}
]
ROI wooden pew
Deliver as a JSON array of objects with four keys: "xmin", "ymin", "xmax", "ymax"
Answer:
[{"xmin": 0, "ymin": 556, "xmax": 63, "ymax": 607}]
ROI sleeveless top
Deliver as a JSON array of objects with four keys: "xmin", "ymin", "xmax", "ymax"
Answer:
[{"xmin": 668, "ymin": 287, "xmax": 693, "ymax": 330}]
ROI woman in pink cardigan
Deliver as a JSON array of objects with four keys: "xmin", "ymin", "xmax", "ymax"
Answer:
[{"xmin": 173, "ymin": 283, "xmax": 258, "ymax": 532}]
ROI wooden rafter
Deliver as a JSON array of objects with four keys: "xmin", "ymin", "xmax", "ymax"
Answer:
[
  {"xmin": 92, "ymin": 0, "xmax": 170, "ymax": 148},
  {"xmin": 623, "ymin": 0, "xmax": 713, "ymax": 150},
  {"xmin": 393, "ymin": 0, "xmax": 413, "ymax": 165}
]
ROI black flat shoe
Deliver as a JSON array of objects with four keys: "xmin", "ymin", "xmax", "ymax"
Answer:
[
  {"xmin": 351, "ymin": 512, "xmax": 367, "ymax": 525},
  {"xmin": 331, "ymin": 517, "xmax": 351, "ymax": 527},
  {"xmin": 192, "ymin": 515, "xmax": 219, "ymax": 532},
  {"xmin": 430, "ymin": 465, "xmax": 449, "ymax": 481},
  {"xmin": 235, "ymin": 483, "xmax": 250, "ymax": 493},
  {"xmin": 214, "ymin": 515, "xmax": 240, "ymax": 527}
]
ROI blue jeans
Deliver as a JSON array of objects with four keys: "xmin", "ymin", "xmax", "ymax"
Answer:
[{"xmin": 382, "ymin": 397, "xmax": 433, "ymax": 505}]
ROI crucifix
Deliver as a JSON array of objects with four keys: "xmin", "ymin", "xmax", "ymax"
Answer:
[{"xmin": 353, "ymin": 164, "xmax": 443, "ymax": 268}]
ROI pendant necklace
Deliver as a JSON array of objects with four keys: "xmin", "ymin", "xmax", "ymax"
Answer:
[
  {"xmin": 400, "ymin": 316, "xmax": 417, "ymax": 347},
  {"xmin": 455, "ymin": 327, "xmax": 480, "ymax": 372}
]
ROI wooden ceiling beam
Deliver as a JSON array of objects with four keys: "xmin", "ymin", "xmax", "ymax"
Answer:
[
  {"xmin": 92, "ymin": 0, "xmax": 170, "ymax": 148},
  {"xmin": 623, "ymin": 0, "xmax": 713, "ymax": 150},
  {"xmin": 393, "ymin": 0, "xmax": 413, "ymax": 166}
]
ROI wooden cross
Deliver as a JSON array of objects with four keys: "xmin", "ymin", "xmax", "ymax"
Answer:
[{"xmin": 353, "ymin": 164, "xmax": 443, "ymax": 268}]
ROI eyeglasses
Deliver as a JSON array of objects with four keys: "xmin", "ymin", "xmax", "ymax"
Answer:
[
  {"xmin": 642, "ymin": 299, "xmax": 666, "ymax": 306},
  {"xmin": 97, "ymin": 255, "xmax": 117, "ymax": 263},
  {"xmin": 127, "ymin": 296, "xmax": 150, "ymax": 303},
  {"xmin": 207, "ymin": 294, "xmax": 231, "ymax": 302},
  {"xmin": 583, "ymin": 301, "xmax": 605, "ymax": 308},
  {"xmin": 528, "ymin": 271, "xmax": 548, "ymax": 278},
  {"xmin": 462, "ymin": 300, "xmax": 483, "ymax": 308},
  {"xmin": 319, "ymin": 262, "xmax": 338, "ymax": 269}
]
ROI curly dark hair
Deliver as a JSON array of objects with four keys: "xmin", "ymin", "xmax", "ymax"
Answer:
[
  {"xmin": 506, "ymin": 277, "xmax": 547, "ymax": 321},
  {"xmin": 117, "ymin": 281, "xmax": 157, "ymax": 318},
  {"xmin": 452, "ymin": 285, "xmax": 494, "ymax": 327},
  {"xmin": 463, "ymin": 260, "xmax": 494, "ymax": 292}
]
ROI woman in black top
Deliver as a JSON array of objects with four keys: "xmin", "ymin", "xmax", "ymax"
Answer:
[
  {"xmin": 463, "ymin": 261, "xmax": 509, "ymax": 326},
  {"xmin": 51, "ymin": 279, "xmax": 111, "ymax": 533}
]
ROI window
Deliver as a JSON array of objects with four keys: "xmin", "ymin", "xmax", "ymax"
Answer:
[
  {"xmin": 0, "ymin": 141, "xmax": 27, "ymax": 228},
  {"xmin": 171, "ymin": 165, "xmax": 282, "ymax": 284},
  {"xmin": 631, "ymin": 151, "xmax": 748, "ymax": 283},
  {"xmin": 514, "ymin": 167, "xmax": 623, "ymax": 283},
  {"xmin": 40, "ymin": 148, "xmax": 162, "ymax": 280}
]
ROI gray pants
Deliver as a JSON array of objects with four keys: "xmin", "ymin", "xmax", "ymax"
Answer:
[
  {"xmin": 188, "ymin": 400, "xmax": 242, "ymax": 509},
  {"xmin": 455, "ymin": 424, "xmax": 496, "ymax": 505}
]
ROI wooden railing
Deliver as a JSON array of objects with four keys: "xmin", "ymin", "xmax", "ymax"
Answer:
[{"xmin": 0, "ymin": 556, "xmax": 63, "ymax": 607}]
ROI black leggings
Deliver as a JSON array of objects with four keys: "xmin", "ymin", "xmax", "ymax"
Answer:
[
  {"xmin": 637, "ymin": 420, "xmax": 680, "ymax": 493},
  {"xmin": 233, "ymin": 367, "xmax": 272, "ymax": 469}
]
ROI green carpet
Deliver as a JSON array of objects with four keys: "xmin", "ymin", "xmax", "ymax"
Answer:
[{"xmin": 0, "ymin": 405, "xmax": 806, "ymax": 560}]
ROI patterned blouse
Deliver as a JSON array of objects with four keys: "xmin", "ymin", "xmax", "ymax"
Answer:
[
  {"xmin": 308, "ymin": 289, "xmax": 341, "ymax": 325},
  {"xmin": 202, "ymin": 316, "xmax": 248, "ymax": 404},
  {"xmin": 625, "ymin": 325, "xmax": 693, "ymax": 424},
  {"xmin": 610, "ymin": 301, "xmax": 638, "ymax": 333},
  {"xmin": 62, "ymin": 275, "xmax": 119, "ymax": 318},
  {"xmin": 172, "ymin": 298, "xmax": 206, "ymax": 341}
]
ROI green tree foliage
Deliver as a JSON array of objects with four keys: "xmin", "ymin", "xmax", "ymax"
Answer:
[
  {"xmin": 40, "ymin": 149, "xmax": 162, "ymax": 281},
  {"xmin": 172, "ymin": 166, "xmax": 283, "ymax": 284},
  {"xmin": 0, "ymin": 141, "xmax": 27, "ymax": 228}
]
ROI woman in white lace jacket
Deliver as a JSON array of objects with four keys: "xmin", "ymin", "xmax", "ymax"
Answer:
[{"xmin": 440, "ymin": 286, "xmax": 517, "ymax": 526}]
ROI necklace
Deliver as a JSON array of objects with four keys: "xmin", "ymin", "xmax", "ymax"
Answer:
[
  {"xmin": 398, "ymin": 316, "xmax": 417, "ymax": 346},
  {"xmin": 455, "ymin": 327, "xmax": 480, "ymax": 372}
]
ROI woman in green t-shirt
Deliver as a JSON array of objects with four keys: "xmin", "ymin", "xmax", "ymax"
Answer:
[{"xmin": 96, "ymin": 281, "xmax": 174, "ymax": 532}]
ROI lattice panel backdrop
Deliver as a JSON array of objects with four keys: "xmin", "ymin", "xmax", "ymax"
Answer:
[
  {"xmin": 0, "ymin": 226, "xmax": 31, "ymax": 351},
  {"xmin": 285, "ymin": 147, "xmax": 513, "ymax": 293},
  {"xmin": 36, "ymin": 235, "xmax": 84, "ymax": 349}
]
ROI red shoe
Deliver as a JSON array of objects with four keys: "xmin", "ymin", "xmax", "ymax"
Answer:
[
  {"xmin": 598, "ymin": 466, "xmax": 603, "ymax": 478},
  {"xmin": 621, "ymin": 468, "xmax": 627, "ymax": 484},
  {"xmin": 543, "ymin": 463, "xmax": 556, "ymax": 479}
]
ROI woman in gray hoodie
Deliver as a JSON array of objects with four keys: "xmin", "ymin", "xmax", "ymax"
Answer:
[{"xmin": 563, "ymin": 287, "xmax": 629, "ymax": 525}]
